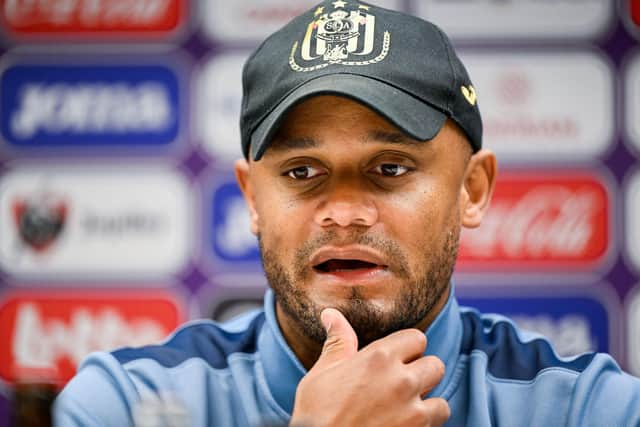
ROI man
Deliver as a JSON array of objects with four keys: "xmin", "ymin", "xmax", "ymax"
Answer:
[{"xmin": 55, "ymin": 1, "xmax": 640, "ymax": 426}]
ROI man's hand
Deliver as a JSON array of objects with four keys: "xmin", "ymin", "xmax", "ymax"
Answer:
[{"xmin": 290, "ymin": 308, "xmax": 450, "ymax": 427}]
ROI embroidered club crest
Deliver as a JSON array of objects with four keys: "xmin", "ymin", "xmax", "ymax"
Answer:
[{"xmin": 289, "ymin": 2, "xmax": 391, "ymax": 72}]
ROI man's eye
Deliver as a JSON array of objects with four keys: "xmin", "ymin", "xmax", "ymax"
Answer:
[
  {"xmin": 374, "ymin": 164, "xmax": 410, "ymax": 177},
  {"xmin": 286, "ymin": 166, "xmax": 322, "ymax": 180}
]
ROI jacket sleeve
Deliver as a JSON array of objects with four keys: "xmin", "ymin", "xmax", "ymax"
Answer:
[{"xmin": 568, "ymin": 353, "xmax": 640, "ymax": 427}]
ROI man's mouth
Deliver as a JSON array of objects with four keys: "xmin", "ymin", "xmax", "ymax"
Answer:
[
  {"xmin": 309, "ymin": 247, "xmax": 390, "ymax": 280},
  {"xmin": 313, "ymin": 259, "xmax": 383, "ymax": 273}
]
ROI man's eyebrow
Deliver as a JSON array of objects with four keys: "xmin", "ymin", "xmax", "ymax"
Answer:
[
  {"xmin": 366, "ymin": 130, "xmax": 419, "ymax": 145},
  {"xmin": 268, "ymin": 136, "xmax": 318, "ymax": 152},
  {"xmin": 267, "ymin": 131, "xmax": 419, "ymax": 153}
]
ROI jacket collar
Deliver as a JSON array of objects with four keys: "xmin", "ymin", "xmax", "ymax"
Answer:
[{"xmin": 259, "ymin": 285, "xmax": 463, "ymax": 414}]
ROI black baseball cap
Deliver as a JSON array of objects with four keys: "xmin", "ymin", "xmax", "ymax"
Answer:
[{"xmin": 240, "ymin": 0, "xmax": 482, "ymax": 161}]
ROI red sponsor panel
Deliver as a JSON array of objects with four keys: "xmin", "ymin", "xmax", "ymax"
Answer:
[
  {"xmin": 458, "ymin": 171, "xmax": 611, "ymax": 272},
  {"xmin": 633, "ymin": 0, "xmax": 640, "ymax": 27},
  {"xmin": 0, "ymin": 290, "xmax": 183, "ymax": 385},
  {"xmin": 1, "ymin": 0, "xmax": 185, "ymax": 38}
]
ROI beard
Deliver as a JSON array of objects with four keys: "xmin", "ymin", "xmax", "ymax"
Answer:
[{"xmin": 259, "ymin": 221, "xmax": 461, "ymax": 349}]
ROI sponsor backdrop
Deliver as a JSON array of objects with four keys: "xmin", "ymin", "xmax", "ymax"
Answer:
[{"xmin": 0, "ymin": 0, "xmax": 639, "ymax": 422}]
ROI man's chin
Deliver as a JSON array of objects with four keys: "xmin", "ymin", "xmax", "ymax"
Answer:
[{"xmin": 287, "ymin": 291, "xmax": 418, "ymax": 348}]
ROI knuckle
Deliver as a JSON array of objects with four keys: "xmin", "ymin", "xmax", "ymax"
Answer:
[
  {"xmin": 397, "ymin": 328, "xmax": 427, "ymax": 349},
  {"xmin": 395, "ymin": 372, "xmax": 418, "ymax": 394},
  {"xmin": 424, "ymin": 355, "xmax": 445, "ymax": 380},
  {"xmin": 404, "ymin": 403, "xmax": 429, "ymax": 426},
  {"xmin": 322, "ymin": 336, "xmax": 347, "ymax": 356},
  {"xmin": 412, "ymin": 401, "xmax": 430, "ymax": 420},
  {"xmin": 365, "ymin": 347, "xmax": 392, "ymax": 368},
  {"xmin": 322, "ymin": 335, "xmax": 341, "ymax": 350},
  {"xmin": 409, "ymin": 328, "xmax": 428, "ymax": 347},
  {"xmin": 426, "ymin": 398, "xmax": 451, "ymax": 426}
]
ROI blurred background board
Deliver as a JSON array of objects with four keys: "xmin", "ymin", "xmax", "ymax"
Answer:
[{"xmin": 0, "ymin": 0, "xmax": 639, "ymax": 424}]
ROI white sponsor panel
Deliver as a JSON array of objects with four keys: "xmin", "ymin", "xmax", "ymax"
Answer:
[
  {"xmin": 0, "ymin": 166, "xmax": 192, "ymax": 278},
  {"xmin": 628, "ymin": 288, "xmax": 640, "ymax": 376},
  {"xmin": 625, "ymin": 54, "xmax": 640, "ymax": 152},
  {"xmin": 626, "ymin": 170, "xmax": 640, "ymax": 271},
  {"xmin": 460, "ymin": 52, "xmax": 613, "ymax": 162},
  {"xmin": 415, "ymin": 0, "xmax": 611, "ymax": 40},
  {"xmin": 200, "ymin": 0, "xmax": 402, "ymax": 42},
  {"xmin": 197, "ymin": 53, "xmax": 249, "ymax": 161}
]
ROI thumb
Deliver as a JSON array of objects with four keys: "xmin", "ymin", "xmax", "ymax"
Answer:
[{"xmin": 315, "ymin": 308, "xmax": 358, "ymax": 369}]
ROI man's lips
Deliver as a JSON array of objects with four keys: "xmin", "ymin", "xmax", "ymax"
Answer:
[{"xmin": 310, "ymin": 246, "xmax": 389, "ymax": 274}]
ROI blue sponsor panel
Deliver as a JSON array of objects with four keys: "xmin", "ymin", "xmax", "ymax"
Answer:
[
  {"xmin": 1, "ymin": 62, "xmax": 180, "ymax": 148},
  {"xmin": 210, "ymin": 178, "xmax": 261, "ymax": 265},
  {"xmin": 458, "ymin": 293, "xmax": 610, "ymax": 356}
]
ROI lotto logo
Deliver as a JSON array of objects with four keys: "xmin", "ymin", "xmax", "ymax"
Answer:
[
  {"xmin": 1, "ymin": 0, "xmax": 186, "ymax": 39},
  {"xmin": 0, "ymin": 291, "xmax": 183, "ymax": 384},
  {"xmin": 458, "ymin": 170, "xmax": 612, "ymax": 272},
  {"xmin": 0, "ymin": 59, "xmax": 181, "ymax": 149}
]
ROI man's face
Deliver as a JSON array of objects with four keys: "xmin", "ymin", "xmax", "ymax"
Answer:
[{"xmin": 238, "ymin": 95, "xmax": 473, "ymax": 348}]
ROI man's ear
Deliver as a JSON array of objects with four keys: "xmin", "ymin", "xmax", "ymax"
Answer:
[
  {"xmin": 460, "ymin": 149, "xmax": 497, "ymax": 229},
  {"xmin": 235, "ymin": 158, "xmax": 260, "ymax": 236}
]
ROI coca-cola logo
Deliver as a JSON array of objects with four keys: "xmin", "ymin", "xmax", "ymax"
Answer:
[
  {"xmin": 0, "ymin": 291, "xmax": 183, "ymax": 384},
  {"xmin": 12, "ymin": 194, "xmax": 67, "ymax": 253},
  {"xmin": 458, "ymin": 171, "xmax": 611, "ymax": 271}
]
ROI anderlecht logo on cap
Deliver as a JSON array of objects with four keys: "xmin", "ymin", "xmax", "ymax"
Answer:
[{"xmin": 289, "ymin": 1, "xmax": 391, "ymax": 72}]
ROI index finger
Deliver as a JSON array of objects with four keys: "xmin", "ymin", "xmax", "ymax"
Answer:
[{"xmin": 364, "ymin": 328, "xmax": 428, "ymax": 363}]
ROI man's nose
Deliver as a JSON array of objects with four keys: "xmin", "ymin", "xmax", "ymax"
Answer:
[{"xmin": 313, "ymin": 184, "xmax": 379, "ymax": 228}]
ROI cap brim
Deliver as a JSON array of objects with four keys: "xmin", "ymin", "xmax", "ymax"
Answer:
[{"xmin": 249, "ymin": 73, "xmax": 448, "ymax": 160}]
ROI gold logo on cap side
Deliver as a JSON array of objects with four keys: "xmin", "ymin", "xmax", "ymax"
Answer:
[{"xmin": 461, "ymin": 85, "xmax": 477, "ymax": 106}]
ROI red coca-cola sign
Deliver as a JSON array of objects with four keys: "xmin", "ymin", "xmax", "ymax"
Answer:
[
  {"xmin": 0, "ymin": 290, "xmax": 183, "ymax": 385},
  {"xmin": 1, "ymin": 0, "xmax": 186, "ymax": 38},
  {"xmin": 632, "ymin": 0, "xmax": 640, "ymax": 27},
  {"xmin": 458, "ymin": 170, "xmax": 611, "ymax": 271}
]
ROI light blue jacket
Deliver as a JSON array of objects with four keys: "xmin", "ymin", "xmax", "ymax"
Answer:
[{"xmin": 54, "ymin": 289, "xmax": 640, "ymax": 426}]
